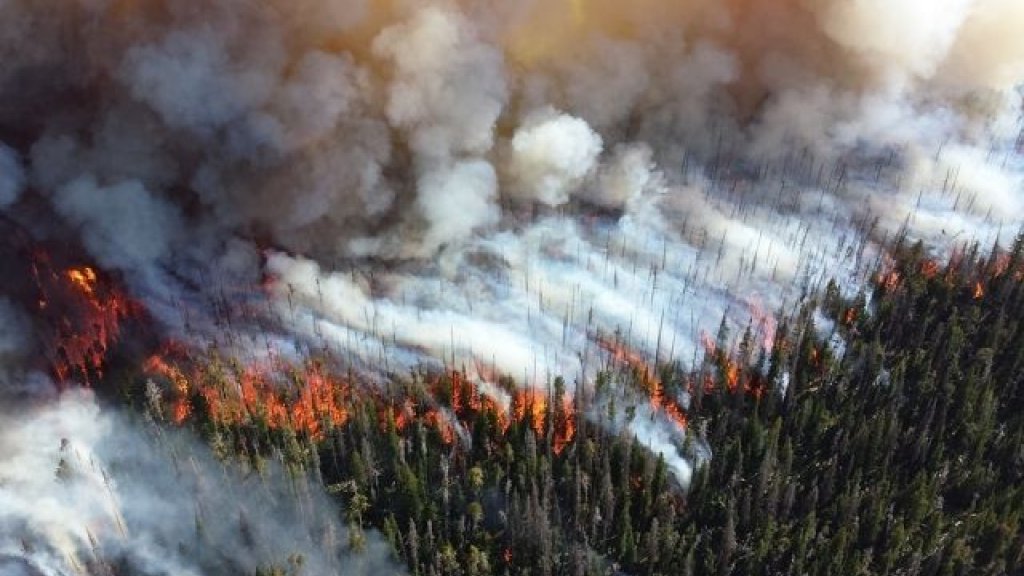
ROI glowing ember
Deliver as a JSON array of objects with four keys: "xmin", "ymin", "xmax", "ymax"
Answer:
[{"xmin": 973, "ymin": 281, "xmax": 985, "ymax": 300}]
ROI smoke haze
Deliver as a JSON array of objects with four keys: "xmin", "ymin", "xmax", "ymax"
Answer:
[{"xmin": 0, "ymin": 0, "xmax": 1023, "ymax": 563}]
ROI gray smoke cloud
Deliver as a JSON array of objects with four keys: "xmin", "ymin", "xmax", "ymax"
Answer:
[
  {"xmin": 0, "ymin": 144, "xmax": 25, "ymax": 208},
  {"xmin": 0, "ymin": 299, "xmax": 33, "ymax": 388},
  {"xmin": 51, "ymin": 177, "xmax": 184, "ymax": 273},
  {"xmin": 0, "ymin": 0, "xmax": 1022, "ymax": 497}
]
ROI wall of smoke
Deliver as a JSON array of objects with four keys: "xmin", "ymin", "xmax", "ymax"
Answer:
[
  {"xmin": 0, "ymin": 0, "xmax": 1022, "ymax": 490},
  {"xmin": 1, "ymin": 0, "xmax": 1020, "ymax": 266}
]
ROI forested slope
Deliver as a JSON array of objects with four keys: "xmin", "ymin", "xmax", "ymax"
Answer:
[{"xmin": 141, "ymin": 235, "xmax": 1024, "ymax": 576}]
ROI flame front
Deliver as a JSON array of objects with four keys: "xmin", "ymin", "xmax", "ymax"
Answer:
[
  {"xmin": 144, "ymin": 352, "xmax": 351, "ymax": 440},
  {"xmin": 598, "ymin": 336, "xmax": 689, "ymax": 431}
]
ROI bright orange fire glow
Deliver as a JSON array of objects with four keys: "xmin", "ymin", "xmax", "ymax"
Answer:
[
  {"xmin": 697, "ymin": 329, "xmax": 766, "ymax": 401},
  {"xmin": 512, "ymin": 388, "xmax": 548, "ymax": 437},
  {"xmin": 554, "ymin": 396, "xmax": 577, "ymax": 454},
  {"xmin": 725, "ymin": 362, "xmax": 740, "ymax": 391},
  {"xmin": 144, "ymin": 354, "xmax": 192, "ymax": 424},
  {"xmin": 598, "ymin": 337, "xmax": 689, "ymax": 431},
  {"xmin": 145, "ymin": 354, "xmax": 351, "ymax": 440},
  {"xmin": 973, "ymin": 281, "xmax": 984, "ymax": 300},
  {"xmin": 66, "ymin": 267, "xmax": 98, "ymax": 296},
  {"xmin": 33, "ymin": 255, "xmax": 136, "ymax": 384},
  {"xmin": 424, "ymin": 409, "xmax": 456, "ymax": 445},
  {"xmin": 920, "ymin": 259, "xmax": 939, "ymax": 279},
  {"xmin": 439, "ymin": 369, "xmax": 576, "ymax": 453},
  {"xmin": 391, "ymin": 398, "xmax": 417, "ymax": 432},
  {"xmin": 148, "ymin": 340, "xmax": 703, "ymax": 457},
  {"xmin": 879, "ymin": 270, "xmax": 902, "ymax": 292}
]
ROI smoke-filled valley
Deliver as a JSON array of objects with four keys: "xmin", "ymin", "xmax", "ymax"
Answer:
[{"xmin": 1, "ymin": 0, "xmax": 1023, "ymax": 574}]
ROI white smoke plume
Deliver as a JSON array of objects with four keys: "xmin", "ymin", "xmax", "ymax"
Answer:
[
  {"xmin": 0, "ymin": 0, "xmax": 1022, "ymax": 499},
  {"xmin": 507, "ymin": 109, "xmax": 603, "ymax": 207},
  {"xmin": 0, "ymin": 389, "xmax": 403, "ymax": 576}
]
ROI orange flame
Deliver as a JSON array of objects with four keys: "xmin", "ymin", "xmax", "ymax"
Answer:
[
  {"xmin": 144, "ymin": 354, "xmax": 192, "ymax": 424},
  {"xmin": 725, "ymin": 361, "xmax": 740, "ymax": 391},
  {"xmin": 424, "ymin": 409, "xmax": 456, "ymax": 445},
  {"xmin": 973, "ymin": 281, "xmax": 984, "ymax": 300},
  {"xmin": 66, "ymin": 267, "xmax": 98, "ymax": 296},
  {"xmin": 879, "ymin": 270, "xmax": 902, "ymax": 292},
  {"xmin": 696, "ymin": 326, "xmax": 766, "ymax": 400},
  {"xmin": 391, "ymin": 398, "xmax": 417, "ymax": 432},
  {"xmin": 145, "ymin": 354, "xmax": 351, "ymax": 440},
  {"xmin": 553, "ymin": 394, "xmax": 576, "ymax": 454},
  {"xmin": 33, "ymin": 257, "xmax": 136, "ymax": 384},
  {"xmin": 598, "ymin": 337, "xmax": 689, "ymax": 431},
  {"xmin": 920, "ymin": 259, "xmax": 939, "ymax": 279},
  {"xmin": 512, "ymin": 388, "xmax": 548, "ymax": 437},
  {"xmin": 843, "ymin": 307, "xmax": 858, "ymax": 327}
]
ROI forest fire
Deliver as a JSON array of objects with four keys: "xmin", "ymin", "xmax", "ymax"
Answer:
[
  {"xmin": 844, "ymin": 307, "xmax": 859, "ymax": 327},
  {"xmin": 920, "ymin": 259, "xmax": 940, "ymax": 279},
  {"xmin": 986, "ymin": 252, "xmax": 1024, "ymax": 282},
  {"xmin": 144, "ymin": 353, "xmax": 192, "ymax": 424},
  {"xmin": 746, "ymin": 297, "xmax": 777, "ymax": 351},
  {"xmin": 878, "ymin": 269, "xmax": 902, "ymax": 292},
  {"xmin": 444, "ymin": 370, "xmax": 577, "ymax": 453},
  {"xmin": 512, "ymin": 388, "xmax": 548, "ymax": 436},
  {"xmin": 144, "ymin": 351, "xmax": 351, "ymax": 440},
  {"xmin": 143, "ymin": 344, "xmax": 583, "ymax": 454},
  {"xmin": 31, "ymin": 253, "xmax": 137, "ymax": 384},
  {"xmin": 696, "ymin": 332, "xmax": 767, "ymax": 401},
  {"xmin": 424, "ymin": 409, "xmax": 457, "ymax": 445},
  {"xmin": 598, "ymin": 337, "xmax": 689, "ymax": 431}
]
